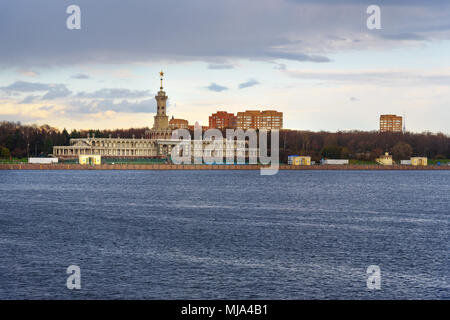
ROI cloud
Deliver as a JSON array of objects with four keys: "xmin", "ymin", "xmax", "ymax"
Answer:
[
  {"xmin": 71, "ymin": 73, "xmax": 90, "ymax": 79},
  {"xmin": 2, "ymin": 0, "xmax": 447, "ymax": 67},
  {"xmin": 1, "ymin": 81, "xmax": 156, "ymax": 115},
  {"xmin": 69, "ymin": 98, "xmax": 156, "ymax": 114},
  {"xmin": 263, "ymin": 51, "xmax": 331, "ymax": 63},
  {"xmin": 207, "ymin": 63, "xmax": 235, "ymax": 70},
  {"xmin": 380, "ymin": 33, "xmax": 428, "ymax": 41},
  {"xmin": 206, "ymin": 83, "xmax": 228, "ymax": 92},
  {"xmin": 42, "ymin": 85, "xmax": 72, "ymax": 100},
  {"xmin": 284, "ymin": 69, "xmax": 450, "ymax": 86},
  {"xmin": 18, "ymin": 70, "xmax": 39, "ymax": 78},
  {"xmin": 1, "ymin": 81, "xmax": 53, "ymax": 92},
  {"xmin": 274, "ymin": 63, "xmax": 287, "ymax": 70},
  {"xmin": 76, "ymin": 88, "xmax": 151, "ymax": 99},
  {"xmin": 19, "ymin": 95, "xmax": 41, "ymax": 104},
  {"xmin": 350, "ymin": 97, "xmax": 359, "ymax": 101},
  {"xmin": 38, "ymin": 105, "xmax": 55, "ymax": 111},
  {"xmin": 238, "ymin": 79, "xmax": 260, "ymax": 89},
  {"xmin": 0, "ymin": 81, "xmax": 72, "ymax": 100}
]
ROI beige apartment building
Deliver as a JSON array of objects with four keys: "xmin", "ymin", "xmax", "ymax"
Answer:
[
  {"xmin": 380, "ymin": 114, "xmax": 403, "ymax": 133},
  {"xmin": 236, "ymin": 110, "xmax": 283, "ymax": 130}
]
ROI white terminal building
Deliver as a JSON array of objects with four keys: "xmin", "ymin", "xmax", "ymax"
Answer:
[{"xmin": 52, "ymin": 72, "xmax": 257, "ymax": 161}]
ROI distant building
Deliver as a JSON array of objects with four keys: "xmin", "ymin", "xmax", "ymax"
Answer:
[
  {"xmin": 209, "ymin": 111, "xmax": 236, "ymax": 129},
  {"xmin": 169, "ymin": 117, "xmax": 189, "ymax": 130},
  {"xmin": 400, "ymin": 160, "xmax": 412, "ymax": 165},
  {"xmin": 411, "ymin": 157, "xmax": 427, "ymax": 166},
  {"xmin": 28, "ymin": 157, "xmax": 58, "ymax": 164},
  {"xmin": 54, "ymin": 136, "xmax": 158, "ymax": 157},
  {"xmin": 376, "ymin": 152, "xmax": 393, "ymax": 165},
  {"xmin": 320, "ymin": 159, "xmax": 349, "ymax": 165},
  {"xmin": 288, "ymin": 155, "xmax": 311, "ymax": 166},
  {"xmin": 380, "ymin": 114, "xmax": 403, "ymax": 133},
  {"xmin": 79, "ymin": 155, "xmax": 101, "ymax": 165},
  {"xmin": 236, "ymin": 110, "xmax": 283, "ymax": 130}
]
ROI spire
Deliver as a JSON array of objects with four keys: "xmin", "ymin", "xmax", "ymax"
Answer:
[{"xmin": 159, "ymin": 70, "xmax": 164, "ymax": 90}]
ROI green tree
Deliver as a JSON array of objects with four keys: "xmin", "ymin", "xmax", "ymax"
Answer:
[
  {"xmin": 70, "ymin": 129, "xmax": 81, "ymax": 139},
  {"xmin": 62, "ymin": 128, "xmax": 70, "ymax": 145},
  {"xmin": 44, "ymin": 137, "xmax": 53, "ymax": 155}
]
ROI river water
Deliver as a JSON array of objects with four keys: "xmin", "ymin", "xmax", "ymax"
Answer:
[{"xmin": 0, "ymin": 170, "xmax": 448, "ymax": 299}]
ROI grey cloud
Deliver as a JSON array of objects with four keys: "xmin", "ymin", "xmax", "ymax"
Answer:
[
  {"xmin": 19, "ymin": 95, "xmax": 41, "ymax": 104},
  {"xmin": 287, "ymin": 0, "xmax": 449, "ymax": 5},
  {"xmin": 0, "ymin": 0, "xmax": 448, "ymax": 68},
  {"xmin": 38, "ymin": 105, "xmax": 55, "ymax": 111},
  {"xmin": 381, "ymin": 33, "xmax": 428, "ymax": 41},
  {"xmin": 42, "ymin": 85, "xmax": 72, "ymax": 100},
  {"xmin": 238, "ymin": 79, "xmax": 260, "ymax": 89},
  {"xmin": 96, "ymin": 99, "xmax": 156, "ymax": 113},
  {"xmin": 76, "ymin": 88, "xmax": 151, "ymax": 99},
  {"xmin": 1, "ymin": 81, "xmax": 53, "ymax": 92},
  {"xmin": 18, "ymin": 70, "xmax": 39, "ymax": 77},
  {"xmin": 4, "ymin": 0, "xmax": 445, "ymax": 67},
  {"xmin": 274, "ymin": 63, "xmax": 287, "ymax": 71},
  {"xmin": 0, "ymin": 81, "xmax": 72, "ymax": 100},
  {"xmin": 285, "ymin": 69, "xmax": 450, "ymax": 85},
  {"xmin": 71, "ymin": 73, "xmax": 90, "ymax": 79},
  {"xmin": 206, "ymin": 83, "xmax": 228, "ymax": 92},
  {"xmin": 69, "ymin": 98, "xmax": 156, "ymax": 114},
  {"xmin": 207, "ymin": 64, "xmax": 235, "ymax": 70},
  {"xmin": 264, "ymin": 51, "xmax": 331, "ymax": 63}
]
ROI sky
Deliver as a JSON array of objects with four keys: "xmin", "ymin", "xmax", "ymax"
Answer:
[{"xmin": 0, "ymin": 0, "xmax": 449, "ymax": 133}]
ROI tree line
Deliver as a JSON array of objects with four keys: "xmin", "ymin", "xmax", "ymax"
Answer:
[
  {"xmin": 1, "ymin": 121, "xmax": 449, "ymax": 161},
  {"xmin": 0, "ymin": 121, "xmax": 147, "ymax": 158},
  {"xmin": 279, "ymin": 129, "xmax": 450, "ymax": 161}
]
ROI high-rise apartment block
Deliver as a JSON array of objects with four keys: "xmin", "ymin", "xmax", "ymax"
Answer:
[
  {"xmin": 209, "ymin": 111, "xmax": 237, "ymax": 129},
  {"xmin": 380, "ymin": 114, "xmax": 403, "ymax": 133},
  {"xmin": 236, "ymin": 110, "xmax": 283, "ymax": 130}
]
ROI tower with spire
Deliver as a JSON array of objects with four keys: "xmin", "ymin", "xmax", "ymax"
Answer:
[
  {"xmin": 150, "ymin": 71, "xmax": 172, "ymax": 139},
  {"xmin": 153, "ymin": 71, "xmax": 169, "ymax": 130}
]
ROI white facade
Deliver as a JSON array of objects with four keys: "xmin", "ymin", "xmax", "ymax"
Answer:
[
  {"xmin": 320, "ymin": 159, "xmax": 349, "ymax": 165},
  {"xmin": 53, "ymin": 137, "xmax": 158, "ymax": 157},
  {"xmin": 28, "ymin": 157, "xmax": 58, "ymax": 164}
]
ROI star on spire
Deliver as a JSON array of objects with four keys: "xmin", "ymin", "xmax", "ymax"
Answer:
[{"xmin": 159, "ymin": 70, "xmax": 164, "ymax": 89}]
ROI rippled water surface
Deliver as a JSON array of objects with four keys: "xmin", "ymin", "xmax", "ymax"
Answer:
[{"xmin": 0, "ymin": 170, "xmax": 448, "ymax": 299}]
